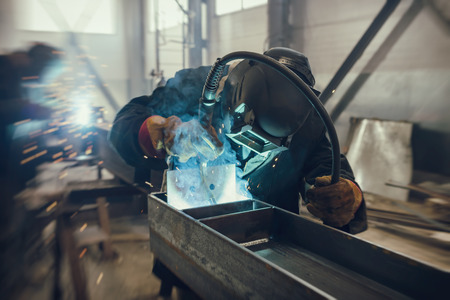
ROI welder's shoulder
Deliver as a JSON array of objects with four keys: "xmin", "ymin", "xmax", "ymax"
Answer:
[
  {"xmin": 128, "ymin": 95, "xmax": 152, "ymax": 106},
  {"xmin": 167, "ymin": 66, "xmax": 212, "ymax": 88},
  {"xmin": 115, "ymin": 95, "xmax": 151, "ymax": 116}
]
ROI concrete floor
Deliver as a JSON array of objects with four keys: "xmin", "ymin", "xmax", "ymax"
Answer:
[
  {"xmin": 12, "ymin": 214, "xmax": 200, "ymax": 300},
  {"xmin": 7, "ymin": 162, "xmax": 200, "ymax": 300}
]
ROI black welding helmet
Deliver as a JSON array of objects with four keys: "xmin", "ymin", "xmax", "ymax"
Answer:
[{"xmin": 224, "ymin": 47, "xmax": 319, "ymax": 154}]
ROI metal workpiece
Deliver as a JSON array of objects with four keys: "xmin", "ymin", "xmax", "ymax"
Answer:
[
  {"xmin": 148, "ymin": 193, "xmax": 449, "ymax": 299},
  {"xmin": 166, "ymin": 164, "xmax": 237, "ymax": 210}
]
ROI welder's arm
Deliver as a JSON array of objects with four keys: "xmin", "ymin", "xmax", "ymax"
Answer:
[
  {"xmin": 108, "ymin": 95, "xmax": 167, "ymax": 170},
  {"xmin": 138, "ymin": 115, "xmax": 224, "ymax": 163},
  {"xmin": 303, "ymin": 130, "xmax": 367, "ymax": 234},
  {"xmin": 109, "ymin": 66, "xmax": 219, "ymax": 168}
]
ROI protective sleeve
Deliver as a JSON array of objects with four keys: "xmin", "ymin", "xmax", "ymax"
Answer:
[
  {"xmin": 303, "ymin": 128, "xmax": 368, "ymax": 234},
  {"xmin": 108, "ymin": 95, "xmax": 168, "ymax": 170}
]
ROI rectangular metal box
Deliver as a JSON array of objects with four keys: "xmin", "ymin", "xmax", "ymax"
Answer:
[{"xmin": 148, "ymin": 193, "xmax": 448, "ymax": 299}]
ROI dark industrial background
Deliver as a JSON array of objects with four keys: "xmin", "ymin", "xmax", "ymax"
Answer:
[{"xmin": 2, "ymin": 0, "xmax": 448, "ymax": 178}]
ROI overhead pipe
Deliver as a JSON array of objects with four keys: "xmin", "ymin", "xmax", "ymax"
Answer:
[
  {"xmin": 267, "ymin": 0, "xmax": 292, "ymax": 48},
  {"xmin": 188, "ymin": 0, "xmax": 203, "ymax": 68}
]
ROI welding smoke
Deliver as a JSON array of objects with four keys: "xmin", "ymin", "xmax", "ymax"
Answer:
[
  {"xmin": 168, "ymin": 119, "xmax": 223, "ymax": 163},
  {"xmin": 147, "ymin": 66, "xmax": 253, "ymax": 205}
]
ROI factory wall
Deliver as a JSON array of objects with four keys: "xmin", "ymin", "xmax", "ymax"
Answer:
[
  {"xmin": 292, "ymin": 0, "xmax": 450, "ymax": 176},
  {"xmin": 2, "ymin": 0, "xmax": 449, "ymax": 175},
  {"xmin": 145, "ymin": 24, "xmax": 186, "ymax": 91},
  {"xmin": 209, "ymin": 0, "xmax": 450, "ymax": 176},
  {"xmin": 0, "ymin": 0, "xmax": 129, "ymax": 123},
  {"xmin": 208, "ymin": 5, "xmax": 268, "ymax": 58}
]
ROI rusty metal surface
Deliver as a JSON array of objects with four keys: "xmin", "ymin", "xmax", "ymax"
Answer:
[
  {"xmin": 148, "ymin": 193, "xmax": 449, "ymax": 299},
  {"xmin": 345, "ymin": 118, "xmax": 413, "ymax": 201}
]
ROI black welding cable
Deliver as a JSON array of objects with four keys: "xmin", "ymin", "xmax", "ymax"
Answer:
[{"xmin": 199, "ymin": 51, "xmax": 341, "ymax": 184}]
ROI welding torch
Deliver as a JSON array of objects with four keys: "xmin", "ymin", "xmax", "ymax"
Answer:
[
  {"xmin": 198, "ymin": 51, "xmax": 341, "ymax": 184},
  {"xmin": 197, "ymin": 63, "xmax": 226, "ymax": 205}
]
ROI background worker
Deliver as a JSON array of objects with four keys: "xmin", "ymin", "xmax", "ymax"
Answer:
[
  {"xmin": 0, "ymin": 43, "xmax": 62, "ymax": 296},
  {"xmin": 109, "ymin": 47, "xmax": 367, "ymax": 234}
]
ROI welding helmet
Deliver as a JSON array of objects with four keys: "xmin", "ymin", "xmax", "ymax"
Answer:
[{"xmin": 224, "ymin": 47, "xmax": 319, "ymax": 154}]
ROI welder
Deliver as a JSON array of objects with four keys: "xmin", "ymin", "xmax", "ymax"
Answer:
[
  {"xmin": 109, "ymin": 47, "xmax": 367, "ymax": 234},
  {"xmin": 0, "ymin": 43, "xmax": 62, "ymax": 296}
]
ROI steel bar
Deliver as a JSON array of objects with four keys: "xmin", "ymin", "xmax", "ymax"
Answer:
[{"xmin": 320, "ymin": 0, "xmax": 400, "ymax": 105}]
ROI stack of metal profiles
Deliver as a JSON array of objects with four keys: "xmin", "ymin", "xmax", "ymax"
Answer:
[{"xmin": 148, "ymin": 193, "xmax": 448, "ymax": 299}]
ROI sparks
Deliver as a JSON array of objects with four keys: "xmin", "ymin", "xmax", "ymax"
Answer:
[
  {"xmin": 20, "ymin": 150, "xmax": 47, "ymax": 165},
  {"xmin": 58, "ymin": 171, "xmax": 68, "ymax": 179},
  {"xmin": 23, "ymin": 145, "xmax": 38, "ymax": 154},
  {"xmin": 145, "ymin": 181, "xmax": 154, "ymax": 188},
  {"xmin": 96, "ymin": 272, "xmax": 103, "ymax": 285},
  {"xmin": 79, "ymin": 248, "xmax": 87, "ymax": 259},
  {"xmin": 43, "ymin": 127, "xmax": 59, "ymax": 135},
  {"xmin": 52, "ymin": 152, "xmax": 63, "ymax": 159},
  {"xmin": 14, "ymin": 119, "xmax": 31, "ymax": 126},
  {"xmin": 79, "ymin": 223, "xmax": 87, "ymax": 232},
  {"xmin": 46, "ymin": 201, "xmax": 58, "ymax": 212}
]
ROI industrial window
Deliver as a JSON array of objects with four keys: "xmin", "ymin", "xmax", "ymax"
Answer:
[
  {"xmin": 147, "ymin": 0, "xmax": 188, "ymax": 32},
  {"xmin": 215, "ymin": 0, "xmax": 267, "ymax": 16},
  {"xmin": 14, "ymin": 0, "xmax": 116, "ymax": 34}
]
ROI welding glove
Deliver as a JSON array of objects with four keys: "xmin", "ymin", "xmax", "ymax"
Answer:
[
  {"xmin": 139, "ymin": 115, "xmax": 224, "ymax": 163},
  {"xmin": 305, "ymin": 176, "xmax": 362, "ymax": 228}
]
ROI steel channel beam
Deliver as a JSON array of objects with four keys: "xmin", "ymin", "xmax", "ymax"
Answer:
[
  {"xmin": 273, "ymin": 209, "xmax": 449, "ymax": 299},
  {"xmin": 148, "ymin": 193, "xmax": 450, "ymax": 299},
  {"xmin": 148, "ymin": 195, "xmax": 332, "ymax": 299}
]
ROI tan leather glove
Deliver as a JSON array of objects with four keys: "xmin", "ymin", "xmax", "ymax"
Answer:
[
  {"xmin": 305, "ymin": 176, "xmax": 362, "ymax": 228},
  {"xmin": 138, "ymin": 115, "xmax": 224, "ymax": 162}
]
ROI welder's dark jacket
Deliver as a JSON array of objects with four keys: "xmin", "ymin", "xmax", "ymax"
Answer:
[{"xmin": 109, "ymin": 66, "xmax": 367, "ymax": 234}]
